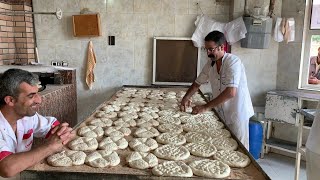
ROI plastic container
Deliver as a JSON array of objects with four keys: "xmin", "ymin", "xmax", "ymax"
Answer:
[{"xmin": 249, "ymin": 117, "xmax": 263, "ymax": 159}]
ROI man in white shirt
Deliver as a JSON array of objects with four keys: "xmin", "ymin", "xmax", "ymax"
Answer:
[
  {"xmin": 0, "ymin": 69, "xmax": 74, "ymax": 177},
  {"xmin": 181, "ymin": 31, "xmax": 254, "ymax": 149},
  {"xmin": 306, "ymin": 102, "xmax": 320, "ymax": 180}
]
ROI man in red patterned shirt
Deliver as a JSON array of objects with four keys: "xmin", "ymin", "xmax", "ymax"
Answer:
[{"xmin": 0, "ymin": 69, "xmax": 74, "ymax": 177}]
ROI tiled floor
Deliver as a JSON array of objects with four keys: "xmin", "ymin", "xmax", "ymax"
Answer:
[{"xmin": 257, "ymin": 153, "xmax": 307, "ymax": 180}]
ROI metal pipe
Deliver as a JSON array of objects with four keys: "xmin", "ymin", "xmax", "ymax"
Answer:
[{"xmin": 0, "ymin": 8, "xmax": 62, "ymax": 19}]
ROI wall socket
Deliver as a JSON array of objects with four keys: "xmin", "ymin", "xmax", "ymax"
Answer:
[{"xmin": 51, "ymin": 61, "xmax": 68, "ymax": 67}]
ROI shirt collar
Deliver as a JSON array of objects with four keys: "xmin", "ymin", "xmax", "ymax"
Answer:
[{"xmin": 0, "ymin": 110, "xmax": 18, "ymax": 143}]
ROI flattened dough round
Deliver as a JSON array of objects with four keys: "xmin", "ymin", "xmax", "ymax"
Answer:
[
  {"xmin": 152, "ymin": 161, "xmax": 192, "ymax": 177},
  {"xmin": 189, "ymin": 159, "xmax": 231, "ymax": 178}
]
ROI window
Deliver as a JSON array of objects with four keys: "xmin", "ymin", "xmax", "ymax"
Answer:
[{"xmin": 298, "ymin": 0, "xmax": 320, "ymax": 90}]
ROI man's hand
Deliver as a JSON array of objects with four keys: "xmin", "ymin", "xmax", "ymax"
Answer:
[
  {"xmin": 180, "ymin": 97, "xmax": 192, "ymax": 112},
  {"xmin": 309, "ymin": 76, "xmax": 319, "ymax": 84},
  {"xmin": 191, "ymin": 105, "xmax": 209, "ymax": 114},
  {"xmin": 46, "ymin": 123, "xmax": 75, "ymax": 153}
]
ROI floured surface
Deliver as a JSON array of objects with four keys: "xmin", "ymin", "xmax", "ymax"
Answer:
[{"xmin": 27, "ymin": 87, "xmax": 269, "ymax": 180}]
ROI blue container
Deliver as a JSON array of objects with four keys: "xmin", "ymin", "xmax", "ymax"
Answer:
[{"xmin": 249, "ymin": 118, "xmax": 263, "ymax": 159}]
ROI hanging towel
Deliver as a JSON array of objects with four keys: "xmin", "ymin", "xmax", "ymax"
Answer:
[
  {"xmin": 285, "ymin": 18, "xmax": 295, "ymax": 43},
  {"xmin": 274, "ymin": 17, "xmax": 284, "ymax": 42},
  {"xmin": 86, "ymin": 41, "xmax": 96, "ymax": 90}
]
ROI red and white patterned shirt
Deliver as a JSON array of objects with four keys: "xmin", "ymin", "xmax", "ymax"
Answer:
[{"xmin": 0, "ymin": 111, "xmax": 59, "ymax": 161}]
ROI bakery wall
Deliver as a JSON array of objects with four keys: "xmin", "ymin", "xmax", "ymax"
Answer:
[{"xmin": 33, "ymin": 0, "xmax": 284, "ymax": 122}]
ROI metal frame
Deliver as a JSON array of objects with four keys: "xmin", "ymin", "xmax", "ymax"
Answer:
[
  {"xmin": 152, "ymin": 37, "xmax": 201, "ymax": 86},
  {"xmin": 263, "ymin": 92, "xmax": 319, "ymax": 180}
]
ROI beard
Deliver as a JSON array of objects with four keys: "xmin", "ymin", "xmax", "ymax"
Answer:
[{"xmin": 208, "ymin": 54, "xmax": 217, "ymax": 61}]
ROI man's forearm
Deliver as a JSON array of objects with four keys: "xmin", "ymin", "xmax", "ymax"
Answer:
[
  {"xmin": 0, "ymin": 143, "xmax": 55, "ymax": 177},
  {"xmin": 183, "ymin": 82, "xmax": 201, "ymax": 100},
  {"xmin": 205, "ymin": 87, "xmax": 236, "ymax": 110}
]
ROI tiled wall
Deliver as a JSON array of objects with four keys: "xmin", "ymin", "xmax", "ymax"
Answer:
[{"xmin": 0, "ymin": 0, "xmax": 35, "ymax": 65}]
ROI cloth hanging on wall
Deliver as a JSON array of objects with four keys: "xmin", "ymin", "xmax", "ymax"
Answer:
[
  {"xmin": 274, "ymin": 17, "xmax": 284, "ymax": 42},
  {"xmin": 85, "ymin": 41, "xmax": 96, "ymax": 90},
  {"xmin": 273, "ymin": 17, "xmax": 295, "ymax": 43},
  {"xmin": 191, "ymin": 15, "xmax": 247, "ymax": 47}
]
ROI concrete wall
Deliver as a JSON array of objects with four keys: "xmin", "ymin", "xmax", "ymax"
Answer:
[
  {"xmin": 230, "ymin": 0, "xmax": 282, "ymax": 106},
  {"xmin": 33, "ymin": 0, "xmax": 231, "ymax": 122},
  {"xmin": 33, "ymin": 0, "xmax": 287, "ymax": 122},
  {"xmin": 276, "ymin": 0, "xmax": 305, "ymax": 91},
  {"xmin": 272, "ymin": 0, "xmax": 308, "ymax": 144}
]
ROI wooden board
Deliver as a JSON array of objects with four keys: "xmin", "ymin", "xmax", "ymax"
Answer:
[
  {"xmin": 72, "ymin": 14, "xmax": 101, "ymax": 37},
  {"xmin": 22, "ymin": 86, "xmax": 270, "ymax": 180}
]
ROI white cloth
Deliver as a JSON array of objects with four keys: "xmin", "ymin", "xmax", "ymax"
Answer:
[
  {"xmin": 285, "ymin": 17, "xmax": 295, "ymax": 43},
  {"xmin": 0, "ymin": 111, "xmax": 59, "ymax": 161},
  {"xmin": 274, "ymin": 17, "xmax": 284, "ymax": 42},
  {"xmin": 306, "ymin": 102, "xmax": 320, "ymax": 154},
  {"xmin": 195, "ymin": 53, "xmax": 254, "ymax": 147},
  {"xmin": 191, "ymin": 15, "xmax": 247, "ymax": 47},
  {"xmin": 228, "ymin": 119, "xmax": 249, "ymax": 149},
  {"xmin": 192, "ymin": 15, "xmax": 225, "ymax": 47},
  {"xmin": 224, "ymin": 17, "xmax": 247, "ymax": 45},
  {"xmin": 306, "ymin": 148, "xmax": 320, "ymax": 180}
]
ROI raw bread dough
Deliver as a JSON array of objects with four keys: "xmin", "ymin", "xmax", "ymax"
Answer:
[
  {"xmin": 99, "ymin": 136, "xmax": 128, "ymax": 151},
  {"xmin": 113, "ymin": 117, "xmax": 137, "ymax": 127},
  {"xmin": 85, "ymin": 150, "xmax": 120, "ymax": 168},
  {"xmin": 47, "ymin": 150, "xmax": 86, "ymax": 167},
  {"xmin": 129, "ymin": 138, "xmax": 158, "ymax": 152},
  {"xmin": 156, "ymin": 132, "xmax": 186, "ymax": 145},
  {"xmin": 179, "ymin": 115, "xmax": 196, "ymax": 124},
  {"xmin": 152, "ymin": 161, "xmax": 193, "ymax": 177},
  {"xmin": 154, "ymin": 144, "xmax": 190, "ymax": 160},
  {"xmin": 157, "ymin": 115, "xmax": 181, "ymax": 125},
  {"xmin": 121, "ymin": 105, "xmax": 140, "ymax": 112},
  {"xmin": 101, "ymin": 104, "xmax": 120, "ymax": 113},
  {"xmin": 126, "ymin": 152, "xmax": 158, "ymax": 169},
  {"xmin": 77, "ymin": 126, "xmax": 104, "ymax": 138},
  {"xmin": 189, "ymin": 159, "xmax": 231, "ymax": 178},
  {"xmin": 68, "ymin": 137, "xmax": 98, "ymax": 151},
  {"xmin": 138, "ymin": 111, "xmax": 159, "ymax": 119},
  {"xmin": 134, "ymin": 127, "xmax": 160, "ymax": 138},
  {"xmin": 95, "ymin": 111, "xmax": 117, "ymax": 119},
  {"xmin": 184, "ymin": 142, "xmax": 217, "ymax": 157},
  {"xmin": 213, "ymin": 150, "xmax": 251, "ymax": 167},
  {"xmin": 203, "ymin": 128, "xmax": 231, "ymax": 138},
  {"xmin": 182, "ymin": 121, "xmax": 224, "ymax": 132},
  {"xmin": 157, "ymin": 123, "xmax": 183, "ymax": 134},
  {"xmin": 185, "ymin": 132, "xmax": 212, "ymax": 143},
  {"xmin": 158, "ymin": 110, "xmax": 180, "ymax": 118},
  {"xmin": 140, "ymin": 106, "xmax": 159, "ymax": 113},
  {"xmin": 136, "ymin": 118, "xmax": 159, "ymax": 127},
  {"xmin": 88, "ymin": 118, "xmax": 113, "ymax": 128},
  {"xmin": 209, "ymin": 138, "xmax": 238, "ymax": 151},
  {"xmin": 104, "ymin": 126, "xmax": 131, "ymax": 137},
  {"xmin": 118, "ymin": 111, "xmax": 138, "ymax": 119}
]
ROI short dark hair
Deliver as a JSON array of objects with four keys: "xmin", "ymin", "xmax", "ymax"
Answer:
[
  {"xmin": 204, "ymin": 31, "xmax": 226, "ymax": 46},
  {"xmin": 0, "ymin": 69, "xmax": 39, "ymax": 107}
]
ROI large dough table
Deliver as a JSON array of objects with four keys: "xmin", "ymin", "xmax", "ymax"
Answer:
[{"xmin": 21, "ymin": 86, "xmax": 270, "ymax": 180}]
